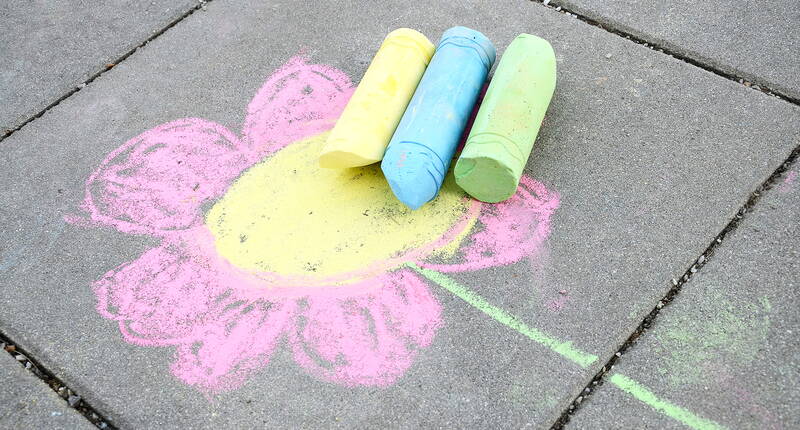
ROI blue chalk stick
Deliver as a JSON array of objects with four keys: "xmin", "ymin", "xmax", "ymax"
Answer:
[{"xmin": 381, "ymin": 26, "xmax": 495, "ymax": 210}]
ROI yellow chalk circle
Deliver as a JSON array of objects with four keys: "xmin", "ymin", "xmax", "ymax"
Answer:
[
  {"xmin": 319, "ymin": 28, "xmax": 435, "ymax": 168},
  {"xmin": 207, "ymin": 132, "xmax": 474, "ymax": 283}
]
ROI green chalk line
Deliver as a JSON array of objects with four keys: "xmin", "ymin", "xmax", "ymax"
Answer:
[
  {"xmin": 609, "ymin": 374, "xmax": 726, "ymax": 430},
  {"xmin": 410, "ymin": 263, "xmax": 725, "ymax": 429},
  {"xmin": 408, "ymin": 263, "xmax": 598, "ymax": 368}
]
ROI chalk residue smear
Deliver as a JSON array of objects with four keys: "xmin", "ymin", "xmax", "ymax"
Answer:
[{"xmin": 69, "ymin": 54, "xmax": 560, "ymax": 394}]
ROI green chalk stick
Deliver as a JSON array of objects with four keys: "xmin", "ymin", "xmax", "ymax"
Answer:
[{"xmin": 454, "ymin": 34, "xmax": 556, "ymax": 203}]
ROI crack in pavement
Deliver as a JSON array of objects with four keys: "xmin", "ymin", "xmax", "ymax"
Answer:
[
  {"xmin": 551, "ymin": 145, "xmax": 800, "ymax": 428},
  {"xmin": 0, "ymin": 0, "xmax": 214, "ymax": 143},
  {"xmin": 528, "ymin": 0, "xmax": 800, "ymax": 107},
  {"xmin": 0, "ymin": 1, "xmax": 215, "ymax": 428},
  {"xmin": 1, "ymin": 0, "xmax": 797, "ymax": 427},
  {"xmin": 0, "ymin": 330, "xmax": 116, "ymax": 429}
]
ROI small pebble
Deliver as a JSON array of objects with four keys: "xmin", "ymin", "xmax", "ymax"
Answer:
[
  {"xmin": 15, "ymin": 354, "xmax": 26, "ymax": 362},
  {"xmin": 67, "ymin": 395, "xmax": 81, "ymax": 407},
  {"xmin": 543, "ymin": 0, "xmax": 550, "ymax": 5},
  {"xmin": 605, "ymin": 53, "xmax": 612, "ymax": 59},
  {"xmin": 690, "ymin": 266, "xmax": 697, "ymax": 273},
  {"xmin": 558, "ymin": 289, "xmax": 567, "ymax": 295},
  {"xmin": 671, "ymin": 278, "xmax": 678, "ymax": 286},
  {"xmin": 698, "ymin": 255, "xmax": 706, "ymax": 264},
  {"xmin": 656, "ymin": 301, "xmax": 664, "ymax": 309}
]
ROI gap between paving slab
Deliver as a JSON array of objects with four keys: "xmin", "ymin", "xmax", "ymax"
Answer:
[
  {"xmin": 0, "ymin": 332, "xmax": 114, "ymax": 429},
  {"xmin": 0, "ymin": 0, "xmax": 796, "ymax": 428},
  {"xmin": 563, "ymin": 156, "xmax": 800, "ymax": 429},
  {"xmin": 551, "ymin": 139, "xmax": 800, "ymax": 428},
  {"xmin": 0, "ymin": 0, "xmax": 212, "ymax": 143},
  {"xmin": 527, "ymin": 0, "xmax": 799, "ymax": 105},
  {"xmin": 522, "ymin": 0, "xmax": 800, "ymax": 425},
  {"xmin": 0, "ymin": 2, "xmax": 214, "ymax": 429},
  {"xmin": 0, "ymin": 345, "xmax": 94, "ymax": 429}
]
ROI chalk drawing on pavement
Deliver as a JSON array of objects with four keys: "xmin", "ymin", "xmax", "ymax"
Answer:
[
  {"xmin": 68, "ymin": 54, "xmax": 560, "ymax": 393},
  {"xmin": 65, "ymin": 52, "xmax": 727, "ymax": 430},
  {"xmin": 652, "ymin": 289, "xmax": 771, "ymax": 388}
]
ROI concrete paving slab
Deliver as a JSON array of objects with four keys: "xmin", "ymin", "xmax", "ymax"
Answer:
[
  {"xmin": 552, "ymin": 0, "xmax": 800, "ymax": 100},
  {"xmin": 0, "ymin": 351, "xmax": 92, "ymax": 429},
  {"xmin": 568, "ymin": 163, "xmax": 800, "ymax": 429},
  {"xmin": 0, "ymin": 0, "xmax": 198, "ymax": 133},
  {"xmin": 0, "ymin": 0, "xmax": 798, "ymax": 428}
]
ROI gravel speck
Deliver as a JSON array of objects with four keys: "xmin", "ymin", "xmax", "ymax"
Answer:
[{"xmin": 67, "ymin": 395, "xmax": 81, "ymax": 407}]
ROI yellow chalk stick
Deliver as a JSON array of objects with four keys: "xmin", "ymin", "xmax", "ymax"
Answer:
[{"xmin": 319, "ymin": 28, "xmax": 434, "ymax": 168}]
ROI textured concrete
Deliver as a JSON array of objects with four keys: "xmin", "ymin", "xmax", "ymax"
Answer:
[
  {"xmin": 0, "ymin": 0, "xmax": 798, "ymax": 428},
  {"xmin": 554, "ymin": 0, "xmax": 800, "ymax": 100},
  {"xmin": 568, "ymin": 163, "xmax": 800, "ymax": 429},
  {"xmin": 0, "ymin": 352, "xmax": 92, "ymax": 429},
  {"xmin": 0, "ymin": 0, "xmax": 198, "ymax": 132}
]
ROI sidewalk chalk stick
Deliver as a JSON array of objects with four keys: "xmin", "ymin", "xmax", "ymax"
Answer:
[
  {"xmin": 381, "ymin": 26, "xmax": 495, "ymax": 209},
  {"xmin": 319, "ymin": 28, "xmax": 435, "ymax": 168},
  {"xmin": 454, "ymin": 34, "xmax": 556, "ymax": 203}
]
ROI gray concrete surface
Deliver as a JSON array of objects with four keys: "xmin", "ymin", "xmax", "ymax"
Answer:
[
  {"xmin": 0, "ymin": 0, "xmax": 198, "ymax": 133},
  {"xmin": 554, "ymin": 0, "xmax": 800, "ymax": 100},
  {"xmin": 568, "ymin": 163, "xmax": 800, "ymax": 429},
  {"xmin": 0, "ymin": 0, "xmax": 798, "ymax": 427},
  {"xmin": 0, "ymin": 351, "xmax": 92, "ymax": 429}
]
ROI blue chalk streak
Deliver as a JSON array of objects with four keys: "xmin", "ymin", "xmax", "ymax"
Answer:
[{"xmin": 381, "ymin": 26, "xmax": 495, "ymax": 210}]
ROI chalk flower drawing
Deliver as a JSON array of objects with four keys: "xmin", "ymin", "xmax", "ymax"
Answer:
[{"xmin": 71, "ymin": 55, "xmax": 560, "ymax": 393}]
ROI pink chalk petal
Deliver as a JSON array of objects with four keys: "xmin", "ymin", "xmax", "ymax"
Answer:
[
  {"xmin": 243, "ymin": 55, "xmax": 354, "ymax": 157},
  {"xmin": 289, "ymin": 270, "xmax": 442, "ymax": 386},
  {"xmin": 84, "ymin": 118, "xmax": 249, "ymax": 234},
  {"xmin": 422, "ymin": 176, "xmax": 560, "ymax": 272},
  {"xmin": 94, "ymin": 239, "xmax": 238, "ymax": 346},
  {"xmin": 171, "ymin": 300, "xmax": 294, "ymax": 393}
]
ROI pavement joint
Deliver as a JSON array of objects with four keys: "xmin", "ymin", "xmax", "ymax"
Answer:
[
  {"xmin": 1, "ymin": 0, "xmax": 796, "ymax": 426},
  {"xmin": 551, "ymin": 144, "xmax": 800, "ymax": 428},
  {"xmin": 527, "ymin": 0, "xmax": 800, "ymax": 106},
  {"xmin": 410, "ymin": 262, "xmax": 726, "ymax": 429},
  {"xmin": 0, "ymin": 330, "xmax": 116, "ymax": 429},
  {"xmin": 0, "ymin": 0, "xmax": 212, "ymax": 144}
]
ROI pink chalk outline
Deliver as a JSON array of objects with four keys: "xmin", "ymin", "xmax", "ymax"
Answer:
[{"xmin": 69, "ymin": 55, "xmax": 560, "ymax": 393}]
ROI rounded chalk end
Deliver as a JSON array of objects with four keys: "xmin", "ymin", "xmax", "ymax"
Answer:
[
  {"xmin": 385, "ymin": 28, "xmax": 436, "ymax": 62},
  {"xmin": 454, "ymin": 156, "xmax": 518, "ymax": 203},
  {"xmin": 381, "ymin": 144, "xmax": 442, "ymax": 210},
  {"xmin": 513, "ymin": 33, "xmax": 557, "ymax": 77},
  {"xmin": 439, "ymin": 26, "xmax": 496, "ymax": 71}
]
